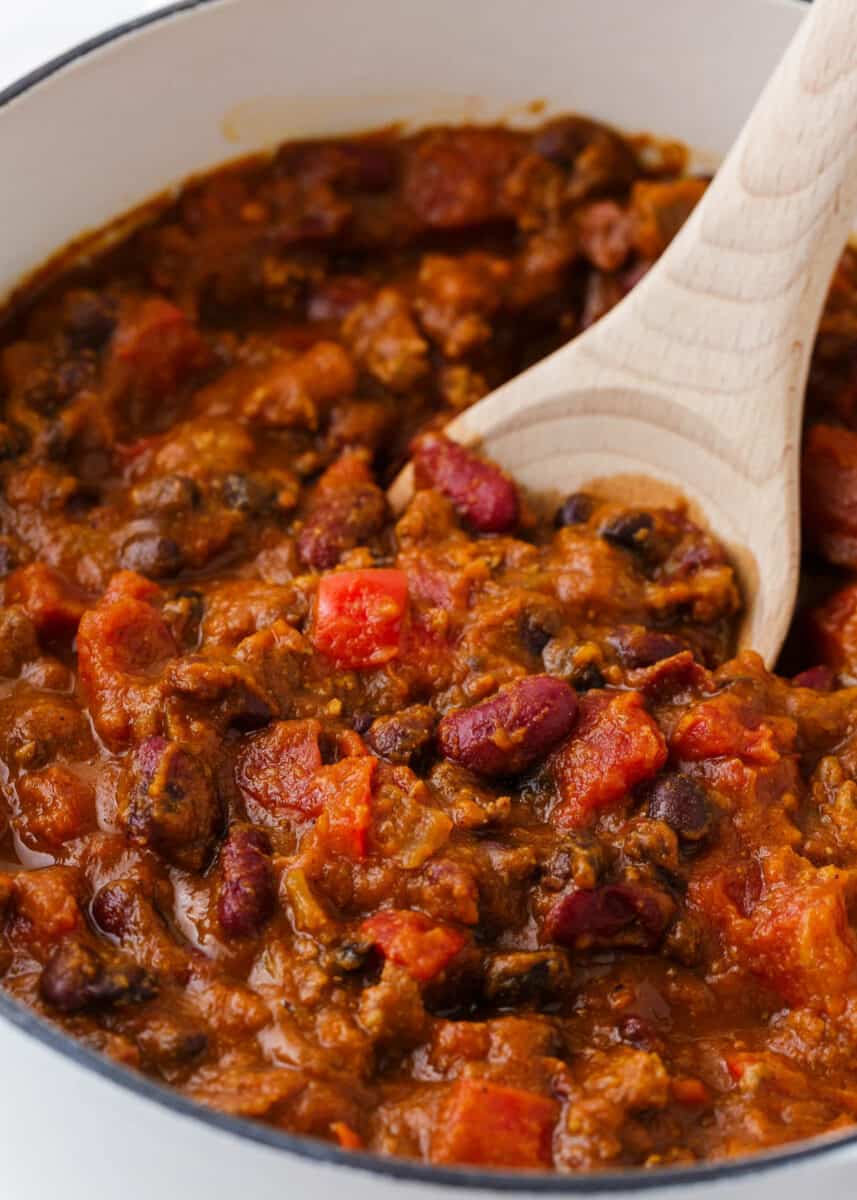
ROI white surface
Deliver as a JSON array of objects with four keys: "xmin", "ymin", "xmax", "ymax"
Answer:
[
  {"xmin": 2, "ymin": 1, "xmax": 855, "ymax": 1198},
  {"xmin": 0, "ymin": 0, "xmax": 165, "ymax": 88}
]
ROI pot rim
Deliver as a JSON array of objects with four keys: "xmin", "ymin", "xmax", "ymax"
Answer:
[{"xmin": 1, "ymin": 0, "xmax": 852, "ymax": 1190}]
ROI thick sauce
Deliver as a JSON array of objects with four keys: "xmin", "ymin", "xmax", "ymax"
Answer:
[{"xmin": 1, "ymin": 115, "xmax": 857, "ymax": 1171}]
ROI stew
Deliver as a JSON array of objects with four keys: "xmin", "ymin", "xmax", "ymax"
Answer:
[{"xmin": 2, "ymin": 113, "xmax": 857, "ymax": 1172}]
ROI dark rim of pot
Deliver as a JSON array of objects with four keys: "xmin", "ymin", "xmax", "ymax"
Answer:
[{"xmin": 0, "ymin": 0, "xmax": 849, "ymax": 1190}]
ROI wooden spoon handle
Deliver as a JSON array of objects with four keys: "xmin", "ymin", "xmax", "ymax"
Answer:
[
  {"xmin": 574, "ymin": 0, "xmax": 857, "ymax": 476},
  {"xmin": 447, "ymin": 0, "xmax": 857, "ymax": 488}
]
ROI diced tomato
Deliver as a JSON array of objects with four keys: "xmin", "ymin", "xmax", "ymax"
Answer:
[
  {"xmin": 431, "ymin": 1078, "xmax": 558, "ymax": 1168},
  {"xmin": 746, "ymin": 874, "xmax": 857, "ymax": 1006},
  {"xmin": 360, "ymin": 909, "xmax": 466, "ymax": 982},
  {"xmin": 330, "ymin": 1121, "xmax": 363, "ymax": 1151},
  {"xmin": 12, "ymin": 867, "xmax": 83, "ymax": 946},
  {"xmin": 103, "ymin": 569, "xmax": 163, "ymax": 606},
  {"xmin": 313, "ymin": 569, "xmax": 408, "ymax": 669},
  {"xmin": 311, "ymin": 756, "xmax": 376, "ymax": 859},
  {"xmin": 235, "ymin": 719, "xmax": 323, "ymax": 815},
  {"xmin": 77, "ymin": 572, "xmax": 175, "ymax": 745},
  {"xmin": 690, "ymin": 851, "xmax": 857, "ymax": 1008},
  {"xmin": 6, "ymin": 562, "xmax": 88, "ymax": 640},
  {"xmin": 111, "ymin": 297, "xmax": 207, "ymax": 396},
  {"xmin": 550, "ymin": 691, "xmax": 667, "ymax": 828},
  {"xmin": 671, "ymin": 695, "xmax": 794, "ymax": 765}
]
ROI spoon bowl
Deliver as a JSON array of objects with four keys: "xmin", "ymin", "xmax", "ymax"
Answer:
[{"xmin": 390, "ymin": 0, "xmax": 857, "ymax": 666}]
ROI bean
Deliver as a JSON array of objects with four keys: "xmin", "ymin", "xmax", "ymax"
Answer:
[
  {"xmin": 131, "ymin": 474, "xmax": 200, "ymax": 515},
  {"xmin": 519, "ymin": 604, "xmax": 561, "ymax": 657},
  {"xmin": 600, "ymin": 511, "xmax": 654, "ymax": 552},
  {"xmin": 645, "ymin": 774, "xmax": 711, "ymax": 843},
  {"xmin": 554, "ymin": 492, "xmax": 594, "ymax": 528},
  {"xmin": 607, "ymin": 625, "xmax": 688, "ymax": 669},
  {"xmin": 217, "ymin": 824, "xmax": 274, "ymax": 938},
  {"xmin": 366, "ymin": 705, "xmax": 437, "ymax": 764},
  {"xmin": 412, "ymin": 433, "xmax": 519, "ymax": 534},
  {"xmin": 297, "ymin": 484, "xmax": 387, "ymax": 570},
  {"xmin": 618, "ymin": 1015, "xmax": 658, "ymax": 1047},
  {"xmin": 119, "ymin": 531, "xmax": 184, "ymax": 579},
  {"xmin": 483, "ymin": 950, "xmax": 570, "ymax": 1007},
  {"xmin": 438, "ymin": 675, "xmax": 577, "ymax": 777},
  {"xmin": 61, "ymin": 289, "xmax": 117, "ymax": 349},
  {"xmin": 351, "ymin": 711, "xmax": 373, "ymax": 735},
  {"xmin": 40, "ymin": 936, "xmax": 156, "ymax": 1013},
  {"xmin": 544, "ymin": 883, "xmax": 669, "ymax": 949},
  {"xmin": 124, "ymin": 737, "xmax": 220, "ymax": 870},
  {"xmin": 221, "ymin": 473, "xmax": 273, "ymax": 514},
  {"xmin": 792, "ymin": 665, "xmax": 835, "ymax": 691}
]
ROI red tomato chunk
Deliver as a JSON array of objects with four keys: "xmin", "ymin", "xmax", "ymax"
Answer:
[
  {"xmin": 550, "ymin": 691, "xmax": 667, "ymax": 827},
  {"xmin": 432, "ymin": 1079, "xmax": 559, "ymax": 1168},
  {"xmin": 313, "ymin": 569, "xmax": 408, "ymax": 668},
  {"xmin": 360, "ymin": 909, "xmax": 466, "ymax": 982}
]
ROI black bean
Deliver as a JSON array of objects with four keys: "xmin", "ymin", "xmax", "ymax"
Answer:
[
  {"xmin": 484, "ymin": 951, "xmax": 570, "ymax": 1007},
  {"xmin": 352, "ymin": 711, "xmax": 373, "ymax": 735},
  {"xmin": 645, "ymin": 774, "xmax": 711, "ymax": 842},
  {"xmin": 0, "ymin": 422, "xmax": 28, "ymax": 461},
  {"xmin": 221, "ymin": 473, "xmax": 273, "ymax": 514},
  {"xmin": 607, "ymin": 625, "xmax": 688, "ymax": 669},
  {"xmin": 330, "ymin": 939, "xmax": 372, "ymax": 974},
  {"xmin": 119, "ymin": 531, "xmax": 184, "ymax": 579},
  {"xmin": 571, "ymin": 662, "xmax": 605, "ymax": 692},
  {"xmin": 519, "ymin": 606, "xmax": 561, "ymax": 656},
  {"xmin": 554, "ymin": 492, "xmax": 594, "ymax": 528},
  {"xmin": 40, "ymin": 936, "xmax": 156, "ymax": 1013},
  {"xmin": 62, "ymin": 289, "xmax": 117, "ymax": 349},
  {"xmin": 601, "ymin": 511, "xmax": 654, "ymax": 552}
]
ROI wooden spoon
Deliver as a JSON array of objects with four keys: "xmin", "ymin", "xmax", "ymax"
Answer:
[{"xmin": 390, "ymin": 0, "xmax": 857, "ymax": 665}]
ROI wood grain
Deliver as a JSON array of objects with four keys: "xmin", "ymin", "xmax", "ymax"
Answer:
[{"xmin": 389, "ymin": 0, "xmax": 857, "ymax": 665}]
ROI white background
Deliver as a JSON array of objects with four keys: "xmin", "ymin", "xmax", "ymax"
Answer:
[{"xmin": 1, "ymin": 0, "xmax": 168, "ymax": 91}]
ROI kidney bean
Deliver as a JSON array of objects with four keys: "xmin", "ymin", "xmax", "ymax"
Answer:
[
  {"xmin": 40, "ymin": 936, "xmax": 156, "ymax": 1013},
  {"xmin": 607, "ymin": 625, "xmax": 689, "ymax": 669},
  {"xmin": 645, "ymin": 774, "xmax": 711, "ymax": 843},
  {"xmin": 791, "ymin": 665, "xmax": 836, "ymax": 691},
  {"xmin": 297, "ymin": 484, "xmax": 387, "ymax": 570},
  {"xmin": 544, "ymin": 883, "xmax": 669, "ymax": 949},
  {"xmin": 600, "ymin": 511, "xmax": 654, "ymax": 553},
  {"xmin": 412, "ymin": 433, "xmax": 519, "ymax": 534},
  {"xmin": 554, "ymin": 492, "xmax": 594, "ymax": 528},
  {"xmin": 438, "ymin": 675, "xmax": 577, "ymax": 777},
  {"xmin": 125, "ymin": 737, "xmax": 220, "ymax": 870},
  {"xmin": 217, "ymin": 824, "xmax": 275, "ymax": 938}
]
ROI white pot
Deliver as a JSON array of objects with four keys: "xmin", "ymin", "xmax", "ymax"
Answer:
[{"xmin": 1, "ymin": 1, "xmax": 854, "ymax": 1196}]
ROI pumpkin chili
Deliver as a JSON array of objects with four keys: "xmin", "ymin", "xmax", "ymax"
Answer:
[{"xmin": 2, "ymin": 114, "xmax": 857, "ymax": 1172}]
